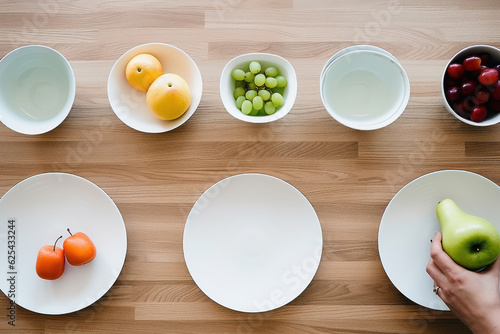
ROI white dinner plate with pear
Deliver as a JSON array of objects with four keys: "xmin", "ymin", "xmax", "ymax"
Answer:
[
  {"xmin": 183, "ymin": 173, "xmax": 323, "ymax": 313},
  {"xmin": 0, "ymin": 173, "xmax": 127, "ymax": 315},
  {"xmin": 378, "ymin": 169, "xmax": 500, "ymax": 311}
]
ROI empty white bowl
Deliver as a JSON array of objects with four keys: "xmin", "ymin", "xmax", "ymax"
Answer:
[
  {"xmin": 220, "ymin": 53, "xmax": 297, "ymax": 123},
  {"xmin": 0, "ymin": 45, "xmax": 75, "ymax": 135},
  {"xmin": 320, "ymin": 45, "xmax": 410, "ymax": 130},
  {"xmin": 107, "ymin": 43, "xmax": 203, "ymax": 133},
  {"xmin": 442, "ymin": 45, "xmax": 500, "ymax": 127}
]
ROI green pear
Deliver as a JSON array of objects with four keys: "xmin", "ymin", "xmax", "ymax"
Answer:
[{"xmin": 436, "ymin": 198, "xmax": 500, "ymax": 271}]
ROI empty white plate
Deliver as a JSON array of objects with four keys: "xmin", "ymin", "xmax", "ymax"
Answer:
[
  {"xmin": 378, "ymin": 170, "xmax": 500, "ymax": 310},
  {"xmin": 183, "ymin": 173, "xmax": 323, "ymax": 312},
  {"xmin": 0, "ymin": 173, "xmax": 127, "ymax": 314}
]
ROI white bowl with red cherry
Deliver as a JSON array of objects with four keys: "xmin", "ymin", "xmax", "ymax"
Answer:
[{"xmin": 442, "ymin": 45, "xmax": 500, "ymax": 126}]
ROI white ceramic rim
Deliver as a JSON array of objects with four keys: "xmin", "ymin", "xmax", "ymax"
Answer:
[
  {"xmin": 320, "ymin": 45, "xmax": 398, "ymax": 83},
  {"xmin": 0, "ymin": 45, "xmax": 75, "ymax": 135},
  {"xmin": 320, "ymin": 46, "xmax": 410, "ymax": 130},
  {"xmin": 219, "ymin": 52, "xmax": 297, "ymax": 123}
]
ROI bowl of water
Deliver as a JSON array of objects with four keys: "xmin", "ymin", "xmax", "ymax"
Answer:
[
  {"xmin": 320, "ymin": 45, "xmax": 410, "ymax": 130},
  {"xmin": 0, "ymin": 45, "xmax": 75, "ymax": 135}
]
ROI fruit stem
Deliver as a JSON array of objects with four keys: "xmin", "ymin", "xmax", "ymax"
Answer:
[
  {"xmin": 67, "ymin": 228, "xmax": 73, "ymax": 237},
  {"xmin": 54, "ymin": 235, "xmax": 63, "ymax": 251}
]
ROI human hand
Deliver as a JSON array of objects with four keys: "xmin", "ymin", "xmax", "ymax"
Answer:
[{"xmin": 426, "ymin": 231, "xmax": 500, "ymax": 334}]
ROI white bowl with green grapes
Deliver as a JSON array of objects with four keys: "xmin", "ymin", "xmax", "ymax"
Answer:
[{"xmin": 220, "ymin": 53, "xmax": 297, "ymax": 123}]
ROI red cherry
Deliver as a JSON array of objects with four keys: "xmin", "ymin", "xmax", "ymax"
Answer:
[
  {"xmin": 475, "ymin": 89, "xmax": 491, "ymax": 104},
  {"xmin": 460, "ymin": 80, "xmax": 477, "ymax": 96},
  {"xmin": 470, "ymin": 66, "xmax": 488, "ymax": 79},
  {"xmin": 465, "ymin": 97, "xmax": 477, "ymax": 112},
  {"xmin": 492, "ymin": 82, "xmax": 500, "ymax": 100},
  {"xmin": 454, "ymin": 98, "xmax": 475, "ymax": 118},
  {"xmin": 447, "ymin": 63, "xmax": 465, "ymax": 80},
  {"xmin": 462, "ymin": 56, "xmax": 482, "ymax": 72},
  {"xmin": 489, "ymin": 100, "xmax": 500, "ymax": 113},
  {"xmin": 453, "ymin": 101, "xmax": 469, "ymax": 119},
  {"xmin": 470, "ymin": 105, "xmax": 487, "ymax": 122},
  {"xmin": 479, "ymin": 68, "xmax": 499, "ymax": 86},
  {"xmin": 480, "ymin": 53, "xmax": 492, "ymax": 66},
  {"xmin": 446, "ymin": 87, "xmax": 461, "ymax": 102},
  {"xmin": 445, "ymin": 79, "xmax": 459, "ymax": 89}
]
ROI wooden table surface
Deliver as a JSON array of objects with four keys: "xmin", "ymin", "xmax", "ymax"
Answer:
[{"xmin": 1, "ymin": 0, "xmax": 500, "ymax": 333}]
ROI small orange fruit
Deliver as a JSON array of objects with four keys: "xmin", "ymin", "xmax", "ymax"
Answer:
[
  {"xmin": 36, "ymin": 236, "xmax": 65, "ymax": 280},
  {"xmin": 146, "ymin": 73, "xmax": 191, "ymax": 120},
  {"xmin": 125, "ymin": 54, "xmax": 163, "ymax": 92},
  {"xmin": 63, "ymin": 228, "xmax": 96, "ymax": 266}
]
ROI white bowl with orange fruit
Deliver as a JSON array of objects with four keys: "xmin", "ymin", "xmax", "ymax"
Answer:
[{"xmin": 107, "ymin": 43, "xmax": 202, "ymax": 133}]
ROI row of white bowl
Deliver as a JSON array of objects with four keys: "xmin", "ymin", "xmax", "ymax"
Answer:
[{"xmin": 0, "ymin": 43, "xmax": 499, "ymax": 135}]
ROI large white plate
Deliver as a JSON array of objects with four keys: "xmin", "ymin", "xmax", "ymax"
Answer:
[
  {"xmin": 0, "ymin": 173, "xmax": 127, "ymax": 315},
  {"xmin": 378, "ymin": 170, "xmax": 500, "ymax": 311},
  {"xmin": 183, "ymin": 174, "xmax": 323, "ymax": 313}
]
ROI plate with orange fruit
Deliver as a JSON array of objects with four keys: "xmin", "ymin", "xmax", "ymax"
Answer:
[
  {"xmin": 107, "ymin": 43, "xmax": 203, "ymax": 133},
  {"xmin": 0, "ymin": 173, "xmax": 127, "ymax": 315}
]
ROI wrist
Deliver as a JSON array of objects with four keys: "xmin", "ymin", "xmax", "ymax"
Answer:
[{"xmin": 471, "ymin": 306, "xmax": 500, "ymax": 334}]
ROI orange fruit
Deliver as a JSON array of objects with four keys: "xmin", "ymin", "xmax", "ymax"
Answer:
[
  {"xmin": 146, "ymin": 73, "xmax": 191, "ymax": 120},
  {"xmin": 63, "ymin": 229, "xmax": 96, "ymax": 266},
  {"xmin": 125, "ymin": 54, "xmax": 163, "ymax": 92},
  {"xmin": 35, "ymin": 236, "xmax": 65, "ymax": 280}
]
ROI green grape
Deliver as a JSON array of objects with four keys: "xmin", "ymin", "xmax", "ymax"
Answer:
[
  {"xmin": 249, "ymin": 61, "xmax": 261, "ymax": 74},
  {"xmin": 252, "ymin": 96, "xmax": 264, "ymax": 110},
  {"xmin": 235, "ymin": 95, "xmax": 246, "ymax": 109},
  {"xmin": 271, "ymin": 92, "xmax": 284, "ymax": 108},
  {"xmin": 265, "ymin": 66, "xmax": 278, "ymax": 77},
  {"xmin": 241, "ymin": 100, "xmax": 253, "ymax": 115},
  {"xmin": 232, "ymin": 61, "xmax": 288, "ymax": 117},
  {"xmin": 235, "ymin": 80, "xmax": 246, "ymax": 88},
  {"xmin": 249, "ymin": 107, "xmax": 260, "ymax": 116},
  {"xmin": 254, "ymin": 73, "xmax": 266, "ymax": 87},
  {"xmin": 244, "ymin": 72, "xmax": 255, "ymax": 83},
  {"xmin": 231, "ymin": 69, "xmax": 246, "ymax": 81},
  {"xmin": 233, "ymin": 87, "xmax": 246, "ymax": 99},
  {"xmin": 265, "ymin": 77, "xmax": 277, "ymax": 88},
  {"xmin": 245, "ymin": 89, "xmax": 257, "ymax": 100},
  {"xmin": 264, "ymin": 101, "xmax": 276, "ymax": 115},
  {"xmin": 272, "ymin": 86, "xmax": 285, "ymax": 95},
  {"xmin": 258, "ymin": 89, "xmax": 271, "ymax": 101},
  {"xmin": 275, "ymin": 75, "xmax": 287, "ymax": 88}
]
